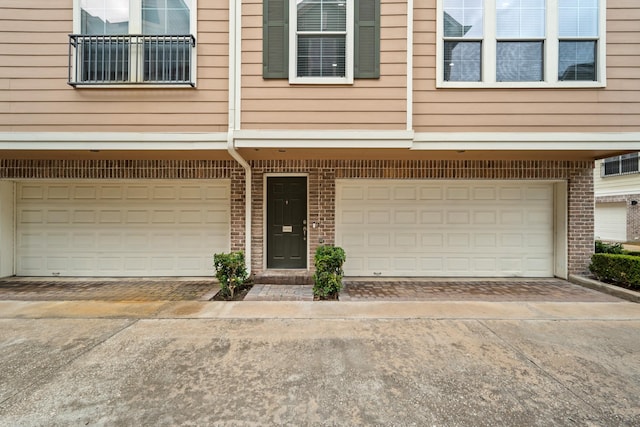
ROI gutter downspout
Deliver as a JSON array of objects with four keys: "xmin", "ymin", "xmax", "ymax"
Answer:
[{"xmin": 227, "ymin": 0, "xmax": 251, "ymax": 274}]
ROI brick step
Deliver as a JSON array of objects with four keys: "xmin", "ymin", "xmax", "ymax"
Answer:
[{"xmin": 252, "ymin": 270, "xmax": 313, "ymax": 285}]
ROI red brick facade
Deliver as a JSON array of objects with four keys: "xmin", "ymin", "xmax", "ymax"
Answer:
[{"xmin": 0, "ymin": 158, "xmax": 595, "ymax": 276}]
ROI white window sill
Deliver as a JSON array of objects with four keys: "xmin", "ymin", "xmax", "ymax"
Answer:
[{"xmin": 436, "ymin": 81, "xmax": 606, "ymax": 89}]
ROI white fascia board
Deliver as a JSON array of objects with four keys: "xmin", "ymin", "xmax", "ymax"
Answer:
[
  {"xmin": 0, "ymin": 132, "xmax": 228, "ymax": 150},
  {"xmin": 234, "ymin": 130, "xmax": 415, "ymax": 149},
  {"xmin": 412, "ymin": 133, "xmax": 640, "ymax": 150}
]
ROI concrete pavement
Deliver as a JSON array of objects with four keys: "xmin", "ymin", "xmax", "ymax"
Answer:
[{"xmin": 1, "ymin": 299, "xmax": 639, "ymax": 426}]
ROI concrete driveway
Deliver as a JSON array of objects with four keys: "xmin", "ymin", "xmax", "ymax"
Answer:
[{"xmin": 1, "ymin": 298, "xmax": 639, "ymax": 426}]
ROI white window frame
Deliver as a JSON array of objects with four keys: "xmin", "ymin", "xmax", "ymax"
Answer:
[
  {"xmin": 72, "ymin": 0, "xmax": 198, "ymax": 88},
  {"xmin": 289, "ymin": 0, "xmax": 354, "ymax": 85},
  {"xmin": 436, "ymin": 0, "xmax": 606, "ymax": 88}
]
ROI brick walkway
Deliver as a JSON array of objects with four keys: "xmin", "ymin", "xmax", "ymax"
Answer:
[
  {"xmin": 0, "ymin": 278, "xmax": 218, "ymax": 301},
  {"xmin": 0, "ymin": 277, "xmax": 622, "ymax": 303},
  {"xmin": 341, "ymin": 278, "xmax": 621, "ymax": 302},
  {"xmin": 244, "ymin": 284, "xmax": 314, "ymax": 301}
]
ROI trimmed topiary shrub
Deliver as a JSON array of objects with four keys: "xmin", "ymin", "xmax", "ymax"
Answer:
[
  {"xmin": 589, "ymin": 253, "xmax": 640, "ymax": 291},
  {"xmin": 213, "ymin": 251, "xmax": 249, "ymax": 299},
  {"xmin": 313, "ymin": 245, "xmax": 346, "ymax": 300}
]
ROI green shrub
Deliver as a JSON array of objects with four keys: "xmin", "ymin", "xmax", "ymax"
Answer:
[
  {"xmin": 213, "ymin": 251, "xmax": 249, "ymax": 299},
  {"xmin": 589, "ymin": 253, "xmax": 640, "ymax": 291},
  {"xmin": 595, "ymin": 240, "xmax": 624, "ymax": 254},
  {"xmin": 313, "ymin": 245, "xmax": 346, "ymax": 300}
]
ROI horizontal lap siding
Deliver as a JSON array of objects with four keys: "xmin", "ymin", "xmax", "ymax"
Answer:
[
  {"xmin": 413, "ymin": 0, "xmax": 640, "ymax": 132},
  {"xmin": 241, "ymin": 0, "xmax": 407, "ymax": 130},
  {"xmin": 0, "ymin": 1, "xmax": 228, "ymax": 132}
]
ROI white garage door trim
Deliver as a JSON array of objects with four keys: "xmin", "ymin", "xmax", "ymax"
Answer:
[
  {"xmin": 595, "ymin": 202, "xmax": 627, "ymax": 242},
  {"xmin": 16, "ymin": 180, "xmax": 230, "ymax": 277},
  {"xmin": 336, "ymin": 180, "xmax": 556, "ymax": 278}
]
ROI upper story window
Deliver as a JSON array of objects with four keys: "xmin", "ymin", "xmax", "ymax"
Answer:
[
  {"xmin": 602, "ymin": 153, "xmax": 640, "ymax": 177},
  {"xmin": 437, "ymin": 0, "xmax": 606, "ymax": 88},
  {"xmin": 263, "ymin": 0, "xmax": 380, "ymax": 83},
  {"xmin": 69, "ymin": 0, "xmax": 197, "ymax": 87}
]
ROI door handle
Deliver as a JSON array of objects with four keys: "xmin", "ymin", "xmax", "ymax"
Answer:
[{"xmin": 302, "ymin": 225, "xmax": 307, "ymax": 241}]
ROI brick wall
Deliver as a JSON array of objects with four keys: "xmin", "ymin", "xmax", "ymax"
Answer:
[
  {"xmin": 249, "ymin": 159, "xmax": 594, "ymax": 276},
  {"xmin": 1, "ymin": 158, "xmax": 595, "ymax": 277}
]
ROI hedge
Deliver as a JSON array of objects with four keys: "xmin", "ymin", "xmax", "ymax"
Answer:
[{"xmin": 589, "ymin": 253, "xmax": 640, "ymax": 291}]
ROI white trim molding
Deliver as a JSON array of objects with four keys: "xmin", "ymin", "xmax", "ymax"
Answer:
[
  {"xmin": 234, "ymin": 130, "xmax": 414, "ymax": 149},
  {"xmin": 0, "ymin": 132, "xmax": 228, "ymax": 151},
  {"xmin": 412, "ymin": 132, "xmax": 640, "ymax": 151}
]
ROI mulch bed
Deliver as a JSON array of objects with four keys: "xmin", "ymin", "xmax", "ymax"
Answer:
[{"xmin": 210, "ymin": 285, "xmax": 253, "ymax": 301}]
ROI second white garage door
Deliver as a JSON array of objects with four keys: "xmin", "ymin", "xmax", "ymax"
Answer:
[
  {"xmin": 595, "ymin": 202, "xmax": 627, "ymax": 242},
  {"xmin": 336, "ymin": 180, "xmax": 555, "ymax": 277},
  {"xmin": 16, "ymin": 181, "xmax": 230, "ymax": 276}
]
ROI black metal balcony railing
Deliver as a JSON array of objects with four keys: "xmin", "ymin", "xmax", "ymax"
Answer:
[
  {"xmin": 68, "ymin": 34, "xmax": 196, "ymax": 86},
  {"xmin": 602, "ymin": 153, "xmax": 640, "ymax": 177}
]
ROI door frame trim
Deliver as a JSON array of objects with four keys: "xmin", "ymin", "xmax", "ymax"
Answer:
[{"xmin": 263, "ymin": 173, "xmax": 310, "ymax": 270}]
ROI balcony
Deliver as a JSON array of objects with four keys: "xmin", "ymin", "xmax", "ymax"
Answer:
[
  {"xmin": 602, "ymin": 153, "xmax": 640, "ymax": 177},
  {"xmin": 68, "ymin": 34, "xmax": 196, "ymax": 87}
]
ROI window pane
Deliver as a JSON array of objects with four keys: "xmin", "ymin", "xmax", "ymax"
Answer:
[
  {"xmin": 497, "ymin": 0, "xmax": 545, "ymax": 38},
  {"xmin": 443, "ymin": 0, "xmax": 483, "ymax": 38},
  {"xmin": 142, "ymin": 0, "xmax": 191, "ymax": 34},
  {"xmin": 559, "ymin": 0, "xmax": 598, "ymax": 37},
  {"xmin": 297, "ymin": 36, "xmax": 346, "ymax": 77},
  {"xmin": 558, "ymin": 41, "xmax": 596, "ymax": 81},
  {"xmin": 81, "ymin": 0, "xmax": 129, "ymax": 34},
  {"xmin": 444, "ymin": 41, "xmax": 481, "ymax": 81},
  {"xmin": 298, "ymin": 0, "xmax": 347, "ymax": 32},
  {"xmin": 497, "ymin": 41, "xmax": 543, "ymax": 81}
]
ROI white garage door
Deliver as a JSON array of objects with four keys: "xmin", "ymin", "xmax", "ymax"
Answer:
[
  {"xmin": 336, "ymin": 180, "xmax": 555, "ymax": 277},
  {"xmin": 16, "ymin": 181, "xmax": 230, "ymax": 276},
  {"xmin": 595, "ymin": 203, "xmax": 627, "ymax": 242}
]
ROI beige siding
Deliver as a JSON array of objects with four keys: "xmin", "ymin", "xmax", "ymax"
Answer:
[
  {"xmin": 0, "ymin": 1, "xmax": 228, "ymax": 132},
  {"xmin": 413, "ymin": 0, "xmax": 640, "ymax": 132},
  {"xmin": 241, "ymin": 0, "xmax": 408, "ymax": 130},
  {"xmin": 594, "ymin": 159, "xmax": 640, "ymax": 196}
]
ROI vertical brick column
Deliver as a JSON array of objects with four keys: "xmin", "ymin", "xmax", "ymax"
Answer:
[
  {"xmin": 229, "ymin": 167, "xmax": 246, "ymax": 253},
  {"xmin": 567, "ymin": 167, "xmax": 595, "ymax": 275},
  {"xmin": 627, "ymin": 195, "xmax": 640, "ymax": 241},
  {"xmin": 250, "ymin": 166, "xmax": 265, "ymax": 274}
]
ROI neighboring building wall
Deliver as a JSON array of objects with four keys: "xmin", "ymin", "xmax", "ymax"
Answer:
[
  {"xmin": 249, "ymin": 160, "xmax": 594, "ymax": 276},
  {"xmin": 412, "ymin": 1, "xmax": 640, "ymax": 132},
  {"xmin": 594, "ymin": 158, "xmax": 640, "ymax": 241},
  {"xmin": 241, "ymin": 0, "xmax": 408, "ymax": 130},
  {"xmin": 0, "ymin": 1, "xmax": 229, "ymax": 133}
]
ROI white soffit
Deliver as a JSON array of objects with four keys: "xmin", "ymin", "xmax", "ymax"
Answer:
[
  {"xmin": 0, "ymin": 132, "xmax": 229, "ymax": 150},
  {"xmin": 233, "ymin": 130, "xmax": 415, "ymax": 149},
  {"xmin": 412, "ymin": 133, "xmax": 640, "ymax": 151}
]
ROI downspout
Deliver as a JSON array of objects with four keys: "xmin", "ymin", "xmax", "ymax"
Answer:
[
  {"xmin": 406, "ymin": 0, "xmax": 413, "ymax": 131},
  {"xmin": 227, "ymin": 0, "xmax": 252, "ymax": 274}
]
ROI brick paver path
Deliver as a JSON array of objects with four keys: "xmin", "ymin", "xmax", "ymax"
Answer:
[
  {"xmin": 341, "ymin": 278, "xmax": 621, "ymax": 302},
  {"xmin": 0, "ymin": 278, "xmax": 218, "ymax": 301},
  {"xmin": 0, "ymin": 277, "xmax": 622, "ymax": 303},
  {"xmin": 245, "ymin": 284, "xmax": 314, "ymax": 301}
]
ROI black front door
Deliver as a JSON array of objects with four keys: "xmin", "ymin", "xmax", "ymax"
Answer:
[{"xmin": 267, "ymin": 176, "xmax": 307, "ymax": 268}]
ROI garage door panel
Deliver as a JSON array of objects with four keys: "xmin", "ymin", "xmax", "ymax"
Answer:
[
  {"xmin": 16, "ymin": 181, "xmax": 230, "ymax": 276},
  {"xmin": 337, "ymin": 180, "xmax": 554, "ymax": 277}
]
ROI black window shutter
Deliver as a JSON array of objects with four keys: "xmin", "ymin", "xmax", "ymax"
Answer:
[
  {"xmin": 354, "ymin": 0, "xmax": 380, "ymax": 79},
  {"xmin": 263, "ymin": 0, "xmax": 289, "ymax": 79}
]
